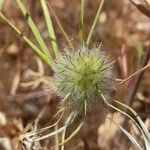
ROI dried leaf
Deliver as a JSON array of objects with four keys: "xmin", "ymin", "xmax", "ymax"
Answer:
[{"xmin": 129, "ymin": 0, "xmax": 150, "ymax": 17}]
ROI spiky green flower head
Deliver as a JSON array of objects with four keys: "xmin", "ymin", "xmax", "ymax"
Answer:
[{"xmin": 51, "ymin": 45, "xmax": 114, "ymax": 115}]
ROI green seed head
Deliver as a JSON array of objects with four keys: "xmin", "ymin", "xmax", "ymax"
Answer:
[{"xmin": 51, "ymin": 45, "xmax": 113, "ymax": 114}]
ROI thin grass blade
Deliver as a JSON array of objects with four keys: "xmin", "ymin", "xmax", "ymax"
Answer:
[
  {"xmin": 40, "ymin": 0, "xmax": 59, "ymax": 58},
  {"xmin": 144, "ymin": 136, "xmax": 150, "ymax": 150},
  {"xmin": 16, "ymin": 0, "xmax": 51, "ymax": 58},
  {"xmin": 0, "ymin": 12, "xmax": 53, "ymax": 66},
  {"xmin": 0, "ymin": 0, "xmax": 4, "ymax": 8},
  {"xmin": 109, "ymin": 118, "xmax": 143, "ymax": 150},
  {"xmin": 79, "ymin": 0, "xmax": 85, "ymax": 42},
  {"xmin": 59, "ymin": 122, "xmax": 83, "ymax": 147},
  {"xmin": 100, "ymin": 93, "xmax": 150, "ymax": 145},
  {"xmin": 100, "ymin": 94, "xmax": 141, "ymax": 129},
  {"xmin": 115, "ymin": 100, "xmax": 150, "ymax": 143},
  {"xmin": 48, "ymin": 5, "xmax": 74, "ymax": 50},
  {"xmin": 61, "ymin": 112, "xmax": 76, "ymax": 150},
  {"xmin": 34, "ymin": 126, "xmax": 65, "ymax": 142},
  {"xmin": 86, "ymin": 0, "xmax": 105, "ymax": 46}
]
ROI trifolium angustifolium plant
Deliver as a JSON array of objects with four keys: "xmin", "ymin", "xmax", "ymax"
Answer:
[
  {"xmin": 1, "ymin": 1, "xmax": 147, "ymax": 149},
  {"xmin": 51, "ymin": 44, "xmax": 114, "ymax": 115},
  {"xmin": 0, "ymin": 0, "xmax": 117, "ymax": 148}
]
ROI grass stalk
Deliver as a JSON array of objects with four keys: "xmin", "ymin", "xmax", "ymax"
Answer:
[
  {"xmin": 86, "ymin": 0, "xmax": 105, "ymax": 46},
  {"xmin": 48, "ymin": 4, "xmax": 74, "ymax": 50},
  {"xmin": 79, "ymin": 0, "xmax": 85, "ymax": 42},
  {"xmin": 16, "ymin": 0, "xmax": 51, "ymax": 58},
  {"xmin": 0, "ymin": 12, "xmax": 53, "ymax": 66},
  {"xmin": 40, "ymin": 0, "xmax": 60, "ymax": 58},
  {"xmin": 59, "ymin": 122, "xmax": 83, "ymax": 147},
  {"xmin": 61, "ymin": 113, "xmax": 75, "ymax": 150}
]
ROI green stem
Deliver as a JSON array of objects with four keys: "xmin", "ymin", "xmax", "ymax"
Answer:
[
  {"xmin": 0, "ymin": 12, "xmax": 53, "ymax": 66},
  {"xmin": 40, "ymin": 0, "xmax": 60, "ymax": 58},
  {"xmin": 16, "ymin": 0, "xmax": 51, "ymax": 58},
  {"xmin": 61, "ymin": 112, "xmax": 75, "ymax": 150},
  {"xmin": 79, "ymin": 0, "xmax": 85, "ymax": 42},
  {"xmin": 86, "ymin": 0, "xmax": 105, "ymax": 46},
  {"xmin": 49, "ymin": 5, "xmax": 74, "ymax": 51}
]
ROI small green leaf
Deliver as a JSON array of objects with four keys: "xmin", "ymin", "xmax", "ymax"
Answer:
[
  {"xmin": 135, "ymin": 43, "xmax": 144, "ymax": 59},
  {"xmin": 34, "ymin": 126, "xmax": 65, "ymax": 141}
]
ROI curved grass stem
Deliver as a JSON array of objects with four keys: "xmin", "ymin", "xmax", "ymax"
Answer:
[
  {"xmin": 100, "ymin": 93, "xmax": 143, "ymax": 136},
  {"xmin": 59, "ymin": 122, "xmax": 83, "ymax": 148},
  {"xmin": 0, "ymin": 12, "xmax": 53, "ymax": 67},
  {"xmin": 61, "ymin": 112, "xmax": 76, "ymax": 150},
  {"xmin": 100, "ymin": 93, "xmax": 150, "ymax": 146}
]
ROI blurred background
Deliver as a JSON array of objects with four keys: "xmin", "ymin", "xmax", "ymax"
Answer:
[{"xmin": 0, "ymin": 0, "xmax": 150, "ymax": 149}]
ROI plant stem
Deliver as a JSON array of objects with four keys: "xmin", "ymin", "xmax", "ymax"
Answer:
[
  {"xmin": 79, "ymin": 0, "xmax": 85, "ymax": 42},
  {"xmin": 40, "ymin": 0, "xmax": 60, "ymax": 58},
  {"xmin": 126, "ymin": 44, "xmax": 150, "ymax": 106},
  {"xmin": 86, "ymin": 0, "xmax": 105, "ymax": 46}
]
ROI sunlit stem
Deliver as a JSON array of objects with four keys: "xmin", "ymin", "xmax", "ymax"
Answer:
[
  {"xmin": 40, "ymin": 0, "xmax": 60, "ymax": 58},
  {"xmin": 79, "ymin": 0, "xmax": 85, "ymax": 42},
  {"xmin": 34, "ymin": 126, "xmax": 65, "ymax": 142},
  {"xmin": 0, "ymin": 12, "xmax": 53, "ymax": 67},
  {"xmin": 84, "ymin": 99, "xmax": 87, "ymax": 115},
  {"xmin": 61, "ymin": 112, "xmax": 76, "ymax": 150},
  {"xmin": 48, "ymin": 4, "xmax": 74, "ymax": 51},
  {"xmin": 16, "ymin": 0, "xmax": 51, "ymax": 58},
  {"xmin": 86, "ymin": 0, "xmax": 105, "ymax": 46},
  {"xmin": 100, "ymin": 92, "xmax": 147, "ymax": 141}
]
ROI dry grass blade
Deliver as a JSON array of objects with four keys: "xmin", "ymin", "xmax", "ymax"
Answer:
[
  {"xmin": 61, "ymin": 113, "xmax": 75, "ymax": 150},
  {"xmin": 48, "ymin": 3, "xmax": 74, "ymax": 50},
  {"xmin": 119, "ymin": 63, "xmax": 150, "ymax": 85}
]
